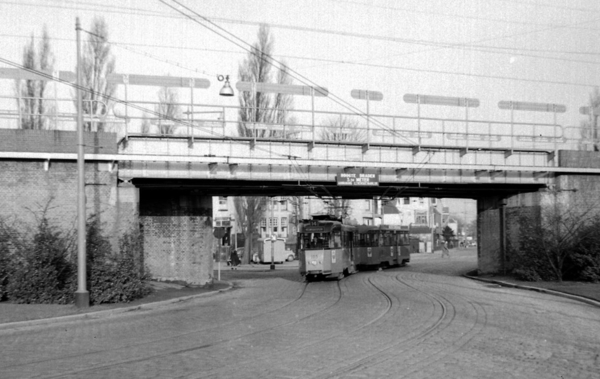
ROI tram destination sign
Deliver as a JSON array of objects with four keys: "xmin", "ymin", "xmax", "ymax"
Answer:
[{"xmin": 336, "ymin": 173, "xmax": 379, "ymax": 186}]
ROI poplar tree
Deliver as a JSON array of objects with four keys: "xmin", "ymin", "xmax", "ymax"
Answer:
[
  {"xmin": 237, "ymin": 24, "xmax": 294, "ymax": 138},
  {"xmin": 79, "ymin": 17, "xmax": 116, "ymax": 132},
  {"xmin": 17, "ymin": 26, "xmax": 53, "ymax": 130}
]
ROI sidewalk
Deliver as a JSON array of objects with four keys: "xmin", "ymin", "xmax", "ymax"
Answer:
[
  {"xmin": 0, "ymin": 261, "xmax": 301, "ymax": 328},
  {"xmin": 0, "ymin": 280, "xmax": 232, "ymax": 328},
  {"xmin": 464, "ymin": 271, "xmax": 600, "ymax": 308}
]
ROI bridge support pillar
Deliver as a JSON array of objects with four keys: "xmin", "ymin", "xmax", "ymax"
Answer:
[
  {"xmin": 477, "ymin": 196, "xmax": 503, "ymax": 275},
  {"xmin": 139, "ymin": 189, "xmax": 215, "ymax": 285}
]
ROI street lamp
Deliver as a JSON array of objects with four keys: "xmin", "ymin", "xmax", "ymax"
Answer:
[
  {"xmin": 218, "ymin": 75, "xmax": 234, "ymax": 97},
  {"xmin": 270, "ymin": 197, "xmax": 277, "ymax": 270}
]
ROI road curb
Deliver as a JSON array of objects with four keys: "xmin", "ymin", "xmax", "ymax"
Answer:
[
  {"xmin": 0, "ymin": 281, "xmax": 234, "ymax": 332},
  {"xmin": 463, "ymin": 274, "xmax": 600, "ymax": 308}
]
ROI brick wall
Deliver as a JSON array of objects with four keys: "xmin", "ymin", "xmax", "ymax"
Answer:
[
  {"xmin": 0, "ymin": 160, "xmax": 135, "ymax": 248},
  {"xmin": 140, "ymin": 189, "xmax": 215, "ymax": 285}
]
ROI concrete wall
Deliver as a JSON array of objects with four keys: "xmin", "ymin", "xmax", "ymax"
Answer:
[
  {"xmin": 139, "ymin": 189, "xmax": 215, "ymax": 285},
  {"xmin": 477, "ymin": 196, "xmax": 502, "ymax": 274}
]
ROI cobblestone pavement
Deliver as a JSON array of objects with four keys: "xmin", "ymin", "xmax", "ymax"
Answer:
[{"xmin": 1, "ymin": 250, "xmax": 599, "ymax": 379}]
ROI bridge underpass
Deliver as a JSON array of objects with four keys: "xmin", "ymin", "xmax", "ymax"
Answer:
[{"xmin": 2, "ymin": 69, "xmax": 600, "ymax": 285}]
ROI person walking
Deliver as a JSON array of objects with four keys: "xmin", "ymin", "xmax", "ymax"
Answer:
[
  {"xmin": 441, "ymin": 239, "xmax": 450, "ymax": 258},
  {"xmin": 230, "ymin": 247, "xmax": 241, "ymax": 269}
]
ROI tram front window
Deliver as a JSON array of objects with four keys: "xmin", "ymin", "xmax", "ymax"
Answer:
[{"xmin": 302, "ymin": 233, "xmax": 331, "ymax": 249}]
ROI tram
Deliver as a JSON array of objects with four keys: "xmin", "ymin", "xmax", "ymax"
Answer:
[{"xmin": 297, "ymin": 219, "xmax": 411, "ymax": 281}]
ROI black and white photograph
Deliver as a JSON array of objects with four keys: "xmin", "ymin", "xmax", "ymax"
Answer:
[{"xmin": 0, "ymin": 1, "xmax": 599, "ymax": 378}]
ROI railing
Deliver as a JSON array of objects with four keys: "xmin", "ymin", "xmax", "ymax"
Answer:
[{"xmin": 0, "ymin": 88, "xmax": 594, "ymax": 153}]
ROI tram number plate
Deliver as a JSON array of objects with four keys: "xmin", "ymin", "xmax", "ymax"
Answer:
[
  {"xmin": 332, "ymin": 250, "xmax": 336, "ymax": 263},
  {"xmin": 367, "ymin": 247, "xmax": 372, "ymax": 257}
]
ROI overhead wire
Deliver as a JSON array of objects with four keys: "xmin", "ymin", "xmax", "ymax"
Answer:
[
  {"xmin": 4, "ymin": 1, "xmax": 600, "ymax": 62},
  {"xmin": 328, "ymin": 0, "xmax": 600, "ymax": 30},
  {"xmin": 159, "ymin": 0, "xmax": 417, "ymax": 146},
  {"xmin": 2, "ymin": 31, "xmax": 599, "ymax": 89}
]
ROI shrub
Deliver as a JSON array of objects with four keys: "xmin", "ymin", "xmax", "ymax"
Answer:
[
  {"xmin": 5, "ymin": 218, "xmax": 75, "ymax": 304},
  {"xmin": 87, "ymin": 225, "xmax": 152, "ymax": 305},
  {"xmin": 512, "ymin": 268, "xmax": 541, "ymax": 282},
  {"xmin": 511, "ymin": 207, "xmax": 600, "ymax": 283},
  {"xmin": 1, "ymin": 213, "xmax": 152, "ymax": 305}
]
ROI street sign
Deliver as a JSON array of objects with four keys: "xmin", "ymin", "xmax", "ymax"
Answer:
[
  {"xmin": 235, "ymin": 81, "xmax": 329, "ymax": 97},
  {"xmin": 580, "ymin": 105, "xmax": 600, "ymax": 115},
  {"xmin": 403, "ymin": 94, "xmax": 480, "ymax": 107},
  {"xmin": 336, "ymin": 173, "xmax": 379, "ymax": 186},
  {"xmin": 350, "ymin": 89, "xmax": 383, "ymax": 101},
  {"xmin": 0, "ymin": 67, "xmax": 54, "ymax": 81},
  {"xmin": 107, "ymin": 74, "xmax": 210, "ymax": 88},
  {"xmin": 498, "ymin": 101, "xmax": 566, "ymax": 113}
]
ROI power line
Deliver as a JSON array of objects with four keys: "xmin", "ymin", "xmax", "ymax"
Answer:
[
  {"xmin": 492, "ymin": 0, "xmax": 600, "ymax": 14},
  {"xmin": 80, "ymin": 29, "xmax": 216, "ymax": 77},
  {"xmin": 5, "ymin": 0, "xmax": 600, "ymax": 58},
  {"xmin": 0, "ymin": 55, "xmax": 305, "ymax": 162},
  {"xmin": 328, "ymin": 0, "xmax": 600, "ymax": 32},
  {"xmin": 159, "ymin": 0, "xmax": 416, "ymax": 146}
]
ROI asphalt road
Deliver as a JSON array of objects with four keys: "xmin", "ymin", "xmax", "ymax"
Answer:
[{"xmin": 1, "ymin": 250, "xmax": 598, "ymax": 379}]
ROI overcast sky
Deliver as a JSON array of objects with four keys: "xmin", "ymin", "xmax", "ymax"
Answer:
[{"xmin": 1, "ymin": 0, "xmax": 599, "ymax": 127}]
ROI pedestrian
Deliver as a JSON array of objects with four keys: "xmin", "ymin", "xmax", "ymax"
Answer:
[
  {"xmin": 441, "ymin": 240, "xmax": 450, "ymax": 258},
  {"xmin": 230, "ymin": 247, "xmax": 241, "ymax": 269}
]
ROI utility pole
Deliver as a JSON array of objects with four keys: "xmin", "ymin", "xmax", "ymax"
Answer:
[{"xmin": 75, "ymin": 17, "xmax": 89, "ymax": 308}]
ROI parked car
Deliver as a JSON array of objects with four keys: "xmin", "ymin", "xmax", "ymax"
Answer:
[{"xmin": 284, "ymin": 249, "xmax": 296, "ymax": 261}]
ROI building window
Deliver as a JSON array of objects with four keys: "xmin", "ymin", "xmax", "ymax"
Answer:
[
  {"xmin": 404, "ymin": 197, "xmax": 410, "ymax": 204},
  {"xmin": 419, "ymin": 197, "xmax": 424, "ymax": 204},
  {"xmin": 365, "ymin": 200, "xmax": 371, "ymax": 210},
  {"xmin": 280, "ymin": 200, "xmax": 288, "ymax": 211},
  {"xmin": 218, "ymin": 196, "xmax": 227, "ymax": 210},
  {"xmin": 415, "ymin": 211, "xmax": 427, "ymax": 224},
  {"xmin": 363, "ymin": 217, "xmax": 372, "ymax": 225},
  {"xmin": 269, "ymin": 217, "xmax": 278, "ymax": 228},
  {"xmin": 432, "ymin": 198, "xmax": 437, "ymax": 204},
  {"xmin": 261, "ymin": 218, "xmax": 266, "ymax": 227},
  {"xmin": 281, "ymin": 217, "xmax": 288, "ymax": 227}
]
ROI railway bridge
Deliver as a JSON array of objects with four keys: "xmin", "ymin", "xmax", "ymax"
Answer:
[{"xmin": 1, "ymin": 69, "xmax": 599, "ymax": 284}]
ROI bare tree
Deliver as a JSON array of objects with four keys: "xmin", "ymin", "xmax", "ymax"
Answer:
[
  {"xmin": 233, "ymin": 196, "xmax": 267, "ymax": 265},
  {"xmin": 155, "ymin": 86, "xmax": 181, "ymax": 135},
  {"xmin": 234, "ymin": 25, "xmax": 296, "ymax": 255},
  {"xmin": 317, "ymin": 116, "xmax": 366, "ymax": 219},
  {"xmin": 140, "ymin": 112, "xmax": 151, "ymax": 134},
  {"xmin": 16, "ymin": 26, "xmax": 54, "ymax": 130},
  {"xmin": 319, "ymin": 116, "xmax": 366, "ymax": 142},
  {"xmin": 581, "ymin": 87, "xmax": 600, "ymax": 151},
  {"xmin": 79, "ymin": 17, "xmax": 116, "ymax": 132},
  {"xmin": 237, "ymin": 24, "xmax": 294, "ymax": 138},
  {"xmin": 512, "ymin": 188, "xmax": 600, "ymax": 281}
]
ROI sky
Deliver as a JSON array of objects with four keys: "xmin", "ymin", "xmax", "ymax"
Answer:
[
  {"xmin": 1, "ymin": 0, "xmax": 599, "ymax": 126},
  {"xmin": 0, "ymin": 0, "xmax": 598, "ymax": 218}
]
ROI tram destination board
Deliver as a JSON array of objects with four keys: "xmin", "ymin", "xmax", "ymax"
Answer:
[{"xmin": 336, "ymin": 173, "xmax": 379, "ymax": 186}]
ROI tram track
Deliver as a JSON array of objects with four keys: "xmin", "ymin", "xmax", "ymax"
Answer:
[
  {"xmin": 32, "ymin": 280, "xmax": 345, "ymax": 379},
  {"xmin": 298, "ymin": 271, "xmax": 488, "ymax": 379},
  {"xmin": 180, "ymin": 275, "xmax": 396, "ymax": 379},
  {"xmin": 4, "ymin": 280, "xmax": 313, "ymax": 376},
  {"xmin": 304, "ymin": 272, "xmax": 452, "ymax": 379}
]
